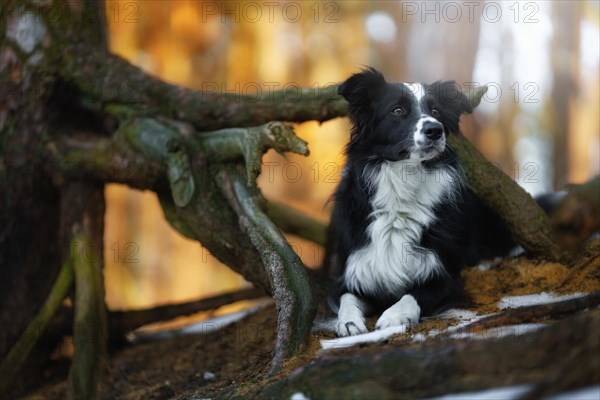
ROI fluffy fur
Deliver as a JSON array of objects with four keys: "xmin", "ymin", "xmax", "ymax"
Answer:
[{"xmin": 326, "ymin": 68, "xmax": 514, "ymax": 337}]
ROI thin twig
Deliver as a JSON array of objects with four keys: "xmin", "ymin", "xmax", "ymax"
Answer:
[{"xmin": 108, "ymin": 287, "xmax": 266, "ymax": 336}]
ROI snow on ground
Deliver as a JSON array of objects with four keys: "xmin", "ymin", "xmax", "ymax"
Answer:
[
  {"xmin": 498, "ymin": 292, "xmax": 588, "ymax": 309},
  {"xmin": 449, "ymin": 323, "xmax": 547, "ymax": 340},
  {"xmin": 431, "ymin": 384, "xmax": 600, "ymax": 400},
  {"xmin": 320, "ymin": 291, "xmax": 590, "ymax": 350}
]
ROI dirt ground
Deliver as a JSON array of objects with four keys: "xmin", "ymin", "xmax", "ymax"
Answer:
[{"xmin": 23, "ymin": 239, "xmax": 600, "ymax": 399}]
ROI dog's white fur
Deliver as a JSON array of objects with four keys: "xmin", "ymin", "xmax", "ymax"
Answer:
[{"xmin": 344, "ymin": 161, "xmax": 459, "ymax": 297}]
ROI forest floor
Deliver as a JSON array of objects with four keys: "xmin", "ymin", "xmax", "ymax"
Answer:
[{"xmin": 24, "ymin": 239, "xmax": 600, "ymax": 400}]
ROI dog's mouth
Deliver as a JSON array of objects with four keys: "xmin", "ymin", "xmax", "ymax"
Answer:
[{"xmin": 411, "ymin": 141, "xmax": 445, "ymax": 161}]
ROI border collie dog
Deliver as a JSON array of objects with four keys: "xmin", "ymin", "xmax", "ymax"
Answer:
[{"xmin": 327, "ymin": 68, "xmax": 514, "ymax": 337}]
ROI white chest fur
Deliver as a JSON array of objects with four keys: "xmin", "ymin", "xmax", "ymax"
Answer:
[{"xmin": 344, "ymin": 161, "xmax": 460, "ymax": 296}]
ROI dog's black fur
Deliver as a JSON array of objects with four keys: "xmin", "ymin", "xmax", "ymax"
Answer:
[{"xmin": 326, "ymin": 68, "xmax": 514, "ymax": 335}]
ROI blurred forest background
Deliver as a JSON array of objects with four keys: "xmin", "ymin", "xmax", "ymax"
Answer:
[{"xmin": 102, "ymin": 0, "xmax": 599, "ymax": 313}]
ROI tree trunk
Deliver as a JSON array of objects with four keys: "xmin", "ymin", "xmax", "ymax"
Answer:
[
  {"xmin": 1, "ymin": 0, "xmax": 106, "ymax": 393},
  {"xmin": 549, "ymin": 2, "xmax": 581, "ymax": 189}
]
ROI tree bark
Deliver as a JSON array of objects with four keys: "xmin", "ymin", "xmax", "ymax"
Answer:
[
  {"xmin": 256, "ymin": 311, "xmax": 600, "ymax": 400},
  {"xmin": 1, "ymin": 1, "xmax": 106, "ymax": 394}
]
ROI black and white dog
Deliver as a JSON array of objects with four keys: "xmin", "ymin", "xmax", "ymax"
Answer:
[{"xmin": 326, "ymin": 68, "xmax": 514, "ymax": 337}]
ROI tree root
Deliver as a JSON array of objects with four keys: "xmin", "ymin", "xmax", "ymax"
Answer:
[
  {"xmin": 61, "ymin": 182, "xmax": 107, "ymax": 400},
  {"xmin": 217, "ymin": 167, "xmax": 316, "ymax": 373}
]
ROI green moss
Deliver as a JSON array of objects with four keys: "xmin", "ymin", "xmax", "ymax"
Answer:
[{"xmin": 0, "ymin": 262, "xmax": 73, "ymax": 395}]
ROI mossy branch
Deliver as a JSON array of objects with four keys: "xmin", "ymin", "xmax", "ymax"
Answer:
[
  {"xmin": 108, "ymin": 287, "xmax": 265, "ymax": 337},
  {"xmin": 68, "ymin": 233, "xmax": 107, "ymax": 400},
  {"xmin": 60, "ymin": 182, "xmax": 107, "ymax": 400},
  {"xmin": 266, "ymin": 201, "xmax": 327, "ymax": 246},
  {"xmin": 55, "ymin": 42, "xmax": 346, "ymax": 131},
  {"xmin": 0, "ymin": 262, "xmax": 73, "ymax": 395}
]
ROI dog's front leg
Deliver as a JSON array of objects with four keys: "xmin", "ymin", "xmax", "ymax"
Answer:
[{"xmin": 336, "ymin": 293, "xmax": 371, "ymax": 336}]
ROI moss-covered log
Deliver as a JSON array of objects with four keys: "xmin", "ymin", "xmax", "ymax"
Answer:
[{"xmin": 256, "ymin": 311, "xmax": 599, "ymax": 400}]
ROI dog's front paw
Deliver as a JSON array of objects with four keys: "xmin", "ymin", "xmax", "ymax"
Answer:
[
  {"xmin": 336, "ymin": 293, "xmax": 369, "ymax": 337},
  {"xmin": 375, "ymin": 295, "xmax": 420, "ymax": 331},
  {"xmin": 335, "ymin": 315, "xmax": 368, "ymax": 337}
]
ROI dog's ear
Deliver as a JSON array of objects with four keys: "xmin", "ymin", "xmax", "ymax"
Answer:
[
  {"xmin": 338, "ymin": 67, "xmax": 386, "ymax": 108},
  {"xmin": 463, "ymin": 85, "xmax": 488, "ymax": 110},
  {"xmin": 437, "ymin": 81, "xmax": 473, "ymax": 115}
]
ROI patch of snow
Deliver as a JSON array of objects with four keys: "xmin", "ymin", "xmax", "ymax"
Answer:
[
  {"xmin": 431, "ymin": 384, "xmax": 531, "ymax": 400},
  {"xmin": 450, "ymin": 323, "xmax": 547, "ymax": 341},
  {"xmin": 411, "ymin": 333, "xmax": 427, "ymax": 343},
  {"xmin": 429, "ymin": 308, "xmax": 492, "ymax": 337},
  {"xmin": 437, "ymin": 308, "xmax": 481, "ymax": 321},
  {"xmin": 7, "ymin": 10, "xmax": 47, "ymax": 53},
  {"xmin": 477, "ymin": 261, "xmax": 495, "ymax": 271},
  {"xmin": 320, "ymin": 325, "xmax": 409, "ymax": 350},
  {"xmin": 508, "ymin": 246, "xmax": 525, "ymax": 257},
  {"xmin": 548, "ymin": 385, "xmax": 600, "ymax": 400},
  {"xmin": 498, "ymin": 292, "xmax": 587, "ymax": 310},
  {"xmin": 290, "ymin": 392, "xmax": 311, "ymax": 400},
  {"xmin": 203, "ymin": 371, "xmax": 215, "ymax": 380}
]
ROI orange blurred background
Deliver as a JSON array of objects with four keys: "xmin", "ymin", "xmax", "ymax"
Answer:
[{"xmin": 103, "ymin": 0, "xmax": 599, "ymax": 311}]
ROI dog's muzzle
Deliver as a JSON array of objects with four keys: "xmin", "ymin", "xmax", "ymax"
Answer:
[{"xmin": 413, "ymin": 119, "xmax": 445, "ymax": 160}]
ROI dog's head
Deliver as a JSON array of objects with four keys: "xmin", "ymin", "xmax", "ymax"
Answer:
[{"xmin": 339, "ymin": 68, "xmax": 473, "ymax": 162}]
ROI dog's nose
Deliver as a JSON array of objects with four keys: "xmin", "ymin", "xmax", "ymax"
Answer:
[{"xmin": 423, "ymin": 121, "xmax": 444, "ymax": 141}]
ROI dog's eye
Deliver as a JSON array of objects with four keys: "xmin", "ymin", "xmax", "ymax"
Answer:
[
  {"xmin": 391, "ymin": 107, "xmax": 407, "ymax": 116},
  {"xmin": 431, "ymin": 108, "xmax": 441, "ymax": 118}
]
